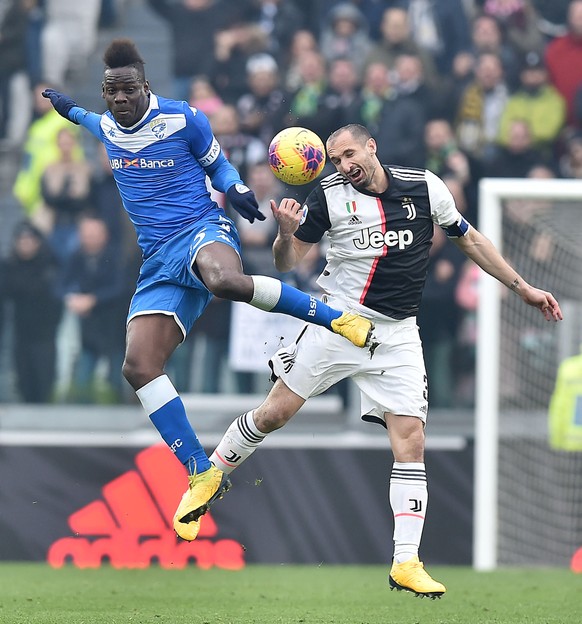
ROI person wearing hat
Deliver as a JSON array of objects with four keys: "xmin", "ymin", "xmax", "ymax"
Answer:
[{"xmin": 498, "ymin": 50, "xmax": 566, "ymax": 156}]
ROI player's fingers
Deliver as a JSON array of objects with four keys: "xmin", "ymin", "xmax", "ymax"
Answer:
[{"xmin": 543, "ymin": 294, "xmax": 563, "ymax": 321}]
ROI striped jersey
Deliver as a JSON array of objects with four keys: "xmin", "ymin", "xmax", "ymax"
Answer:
[{"xmin": 296, "ymin": 165, "xmax": 467, "ymax": 321}]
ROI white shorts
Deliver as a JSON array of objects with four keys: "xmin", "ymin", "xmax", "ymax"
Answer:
[{"xmin": 269, "ymin": 315, "xmax": 429, "ymax": 427}]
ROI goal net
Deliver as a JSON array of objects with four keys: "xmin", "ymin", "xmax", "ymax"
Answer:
[{"xmin": 474, "ymin": 178, "xmax": 582, "ymax": 570}]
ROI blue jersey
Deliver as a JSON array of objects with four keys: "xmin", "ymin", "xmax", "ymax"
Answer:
[{"xmin": 76, "ymin": 93, "xmax": 242, "ymax": 259}]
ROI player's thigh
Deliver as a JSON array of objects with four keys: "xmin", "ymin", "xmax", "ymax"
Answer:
[
  {"xmin": 125, "ymin": 313, "xmax": 183, "ymax": 369},
  {"xmin": 357, "ymin": 321, "xmax": 428, "ymax": 424},
  {"xmin": 270, "ymin": 324, "xmax": 363, "ymax": 399}
]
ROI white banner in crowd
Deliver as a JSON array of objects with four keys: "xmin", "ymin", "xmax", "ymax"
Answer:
[{"xmin": 228, "ymin": 302, "xmax": 304, "ymax": 372}]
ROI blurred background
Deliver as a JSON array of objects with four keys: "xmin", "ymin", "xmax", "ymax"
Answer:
[{"xmin": 0, "ymin": 0, "xmax": 581, "ymax": 569}]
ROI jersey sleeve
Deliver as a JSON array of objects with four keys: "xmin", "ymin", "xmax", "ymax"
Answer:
[
  {"xmin": 184, "ymin": 105, "xmax": 242, "ymax": 192},
  {"xmin": 425, "ymin": 169, "xmax": 470, "ymax": 238},
  {"xmin": 72, "ymin": 109, "xmax": 103, "ymax": 139},
  {"xmin": 295, "ymin": 185, "xmax": 332, "ymax": 244}
]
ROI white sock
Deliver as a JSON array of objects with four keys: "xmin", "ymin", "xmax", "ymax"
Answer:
[
  {"xmin": 389, "ymin": 462, "xmax": 427, "ymax": 564},
  {"xmin": 210, "ymin": 411, "xmax": 267, "ymax": 474},
  {"xmin": 249, "ymin": 275, "xmax": 281, "ymax": 311}
]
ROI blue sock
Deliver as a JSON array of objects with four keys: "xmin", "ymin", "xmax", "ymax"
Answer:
[
  {"xmin": 136, "ymin": 376, "xmax": 210, "ymax": 474},
  {"xmin": 149, "ymin": 397, "xmax": 211, "ymax": 473},
  {"xmin": 271, "ymin": 282, "xmax": 341, "ymax": 329}
]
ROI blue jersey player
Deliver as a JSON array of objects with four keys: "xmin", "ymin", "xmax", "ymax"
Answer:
[{"xmin": 42, "ymin": 39, "xmax": 373, "ymax": 541}]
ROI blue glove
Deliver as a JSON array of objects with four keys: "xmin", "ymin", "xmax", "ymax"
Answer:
[
  {"xmin": 226, "ymin": 184, "xmax": 265, "ymax": 223},
  {"xmin": 42, "ymin": 88, "xmax": 79, "ymax": 124}
]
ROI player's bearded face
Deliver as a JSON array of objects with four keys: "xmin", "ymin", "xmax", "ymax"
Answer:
[
  {"xmin": 329, "ymin": 135, "xmax": 377, "ymax": 190},
  {"xmin": 102, "ymin": 67, "xmax": 150, "ymax": 127}
]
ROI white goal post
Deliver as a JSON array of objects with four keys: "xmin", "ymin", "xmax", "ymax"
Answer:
[{"xmin": 474, "ymin": 178, "xmax": 582, "ymax": 571}]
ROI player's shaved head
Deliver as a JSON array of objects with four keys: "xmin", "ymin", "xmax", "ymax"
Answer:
[
  {"xmin": 328, "ymin": 124, "xmax": 371, "ymax": 148},
  {"xmin": 103, "ymin": 38, "xmax": 146, "ymax": 81}
]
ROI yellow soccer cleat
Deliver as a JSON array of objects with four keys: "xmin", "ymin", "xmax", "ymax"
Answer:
[
  {"xmin": 331, "ymin": 312, "xmax": 374, "ymax": 348},
  {"xmin": 389, "ymin": 556, "xmax": 446, "ymax": 599},
  {"xmin": 173, "ymin": 465, "xmax": 232, "ymax": 541}
]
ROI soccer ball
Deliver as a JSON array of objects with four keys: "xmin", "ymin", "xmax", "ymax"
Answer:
[{"xmin": 268, "ymin": 127, "xmax": 326, "ymax": 185}]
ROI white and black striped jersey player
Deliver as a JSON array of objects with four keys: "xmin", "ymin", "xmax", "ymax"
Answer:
[
  {"xmin": 267, "ymin": 164, "xmax": 467, "ymax": 425},
  {"xmin": 209, "ymin": 124, "xmax": 562, "ymax": 597}
]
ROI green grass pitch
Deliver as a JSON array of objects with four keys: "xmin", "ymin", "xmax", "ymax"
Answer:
[{"xmin": 0, "ymin": 563, "xmax": 579, "ymax": 624}]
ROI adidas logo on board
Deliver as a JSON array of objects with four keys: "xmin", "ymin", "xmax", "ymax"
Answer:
[{"xmin": 47, "ymin": 444, "xmax": 245, "ymax": 570}]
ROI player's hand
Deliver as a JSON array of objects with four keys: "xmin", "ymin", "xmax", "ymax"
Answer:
[
  {"xmin": 522, "ymin": 286, "xmax": 563, "ymax": 321},
  {"xmin": 271, "ymin": 198, "xmax": 302, "ymax": 237},
  {"xmin": 41, "ymin": 88, "xmax": 79, "ymax": 124},
  {"xmin": 226, "ymin": 184, "xmax": 265, "ymax": 223}
]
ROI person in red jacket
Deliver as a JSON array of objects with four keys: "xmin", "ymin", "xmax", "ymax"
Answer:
[{"xmin": 545, "ymin": 0, "xmax": 582, "ymax": 125}]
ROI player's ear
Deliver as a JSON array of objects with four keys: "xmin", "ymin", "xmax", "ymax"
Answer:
[
  {"xmin": 143, "ymin": 81, "xmax": 151, "ymax": 95},
  {"xmin": 101, "ymin": 82, "xmax": 105, "ymax": 99},
  {"xmin": 367, "ymin": 137, "xmax": 377, "ymax": 155}
]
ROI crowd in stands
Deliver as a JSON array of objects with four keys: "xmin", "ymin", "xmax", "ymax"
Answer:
[{"xmin": 0, "ymin": 0, "xmax": 581, "ymax": 408}]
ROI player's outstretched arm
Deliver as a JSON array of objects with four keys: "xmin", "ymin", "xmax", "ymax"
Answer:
[
  {"xmin": 42, "ymin": 89, "xmax": 83, "ymax": 124},
  {"xmin": 453, "ymin": 226, "xmax": 563, "ymax": 322},
  {"xmin": 41, "ymin": 88, "xmax": 101, "ymax": 136}
]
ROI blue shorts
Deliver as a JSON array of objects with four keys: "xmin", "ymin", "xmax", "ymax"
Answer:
[{"xmin": 128, "ymin": 213, "xmax": 241, "ymax": 338}]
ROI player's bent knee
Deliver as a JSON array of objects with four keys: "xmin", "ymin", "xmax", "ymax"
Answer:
[
  {"xmin": 122, "ymin": 358, "xmax": 162, "ymax": 391},
  {"xmin": 208, "ymin": 276, "xmax": 252, "ymax": 302}
]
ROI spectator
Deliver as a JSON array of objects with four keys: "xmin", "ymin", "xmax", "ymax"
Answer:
[
  {"xmin": 533, "ymin": 0, "xmax": 570, "ymax": 37},
  {"xmin": 147, "ymin": 0, "xmax": 227, "ymax": 102},
  {"xmin": 315, "ymin": 0, "xmax": 387, "ymax": 41},
  {"xmin": 41, "ymin": 0, "xmax": 101, "ymax": 87},
  {"xmin": 214, "ymin": 18, "xmax": 270, "ymax": 103},
  {"xmin": 455, "ymin": 52, "xmax": 509, "ymax": 162},
  {"xmin": 286, "ymin": 50, "xmax": 330, "ymax": 138},
  {"xmin": 407, "ymin": 0, "xmax": 472, "ymax": 74},
  {"xmin": 373, "ymin": 63, "xmax": 427, "ymax": 167},
  {"xmin": 469, "ymin": 13, "xmax": 520, "ymax": 88},
  {"xmin": 486, "ymin": 118, "xmax": 548, "ymax": 177},
  {"xmin": 417, "ymin": 226, "xmax": 465, "ymax": 408},
  {"xmin": 4, "ymin": 221, "xmax": 62, "ymax": 403},
  {"xmin": 41, "ymin": 127, "xmax": 93, "ymax": 264},
  {"xmin": 319, "ymin": 2, "xmax": 372, "ymax": 77},
  {"xmin": 559, "ymin": 130, "xmax": 582, "ymax": 178},
  {"xmin": 235, "ymin": 53, "xmax": 287, "ymax": 145},
  {"xmin": 498, "ymin": 50, "xmax": 566, "ymax": 157},
  {"xmin": 424, "ymin": 118, "xmax": 471, "ymax": 186},
  {"xmin": 248, "ymin": 0, "xmax": 304, "ymax": 64},
  {"xmin": 188, "ymin": 75, "xmax": 224, "ymax": 118},
  {"xmin": 394, "ymin": 52, "xmax": 442, "ymax": 120},
  {"xmin": 0, "ymin": 0, "xmax": 29, "ymax": 145},
  {"xmin": 283, "ymin": 28, "xmax": 320, "ymax": 91},
  {"xmin": 236, "ymin": 161, "xmax": 284, "ymax": 277},
  {"xmin": 13, "ymin": 82, "xmax": 83, "ymax": 223},
  {"xmin": 481, "ymin": 0, "xmax": 545, "ymax": 55},
  {"xmin": 437, "ymin": 50, "xmax": 478, "ymax": 123},
  {"xmin": 454, "ymin": 257, "xmax": 480, "ymax": 406},
  {"xmin": 364, "ymin": 7, "xmax": 438, "ymax": 86},
  {"xmin": 208, "ymin": 104, "xmax": 268, "ymax": 184},
  {"xmin": 59, "ymin": 214, "xmax": 129, "ymax": 403},
  {"xmin": 346, "ymin": 61, "xmax": 392, "ymax": 134},
  {"xmin": 545, "ymin": 0, "xmax": 582, "ymax": 126},
  {"xmin": 315, "ymin": 57, "xmax": 361, "ymax": 141}
]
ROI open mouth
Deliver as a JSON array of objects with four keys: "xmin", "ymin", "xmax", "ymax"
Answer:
[{"xmin": 348, "ymin": 167, "xmax": 364, "ymax": 184}]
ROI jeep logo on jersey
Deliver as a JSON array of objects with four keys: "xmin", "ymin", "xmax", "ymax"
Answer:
[
  {"xmin": 150, "ymin": 119, "xmax": 167, "ymax": 139},
  {"xmin": 353, "ymin": 228, "xmax": 414, "ymax": 250},
  {"xmin": 109, "ymin": 158, "xmax": 176, "ymax": 170}
]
